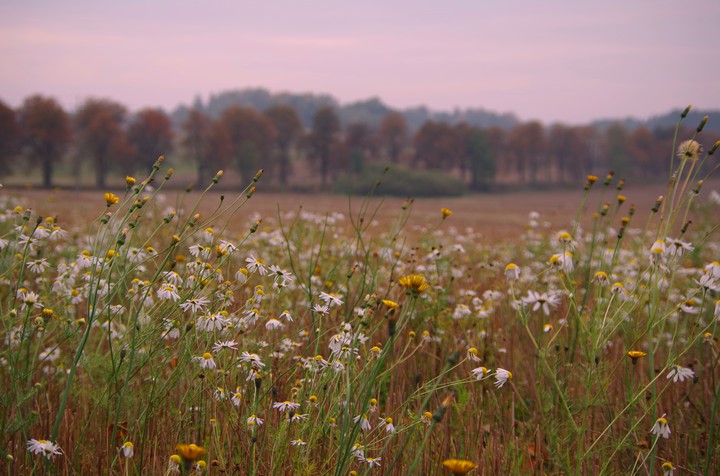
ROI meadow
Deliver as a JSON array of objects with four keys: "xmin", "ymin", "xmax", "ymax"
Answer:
[{"xmin": 1, "ymin": 114, "xmax": 720, "ymax": 475}]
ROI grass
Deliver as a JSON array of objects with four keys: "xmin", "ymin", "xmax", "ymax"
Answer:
[{"xmin": 0, "ymin": 112, "xmax": 719, "ymax": 475}]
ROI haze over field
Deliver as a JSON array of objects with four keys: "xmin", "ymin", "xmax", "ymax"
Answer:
[{"xmin": 1, "ymin": 0, "xmax": 719, "ymax": 124}]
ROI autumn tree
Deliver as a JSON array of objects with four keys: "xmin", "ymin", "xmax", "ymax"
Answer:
[
  {"xmin": 74, "ymin": 99, "xmax": 131, "ymax": 188},
  {"xmin": 0, "ymin": 100, "xmax": 20, "ymax": 178},
  {"xmin": 548, "ymin": 124, "xmax": 594, "ymax": 184},
  {"xmin": 344, "ymin": 122, "xmax": 375, "ymax": 174},
  {"xmin": 18, "ymin": 95, "xmax": 72, "ymax": 188},
  {"xmin": 181, "ymin": 109, "xmax": 231, "ymax": 185},
  {"xmin": 308, "ymin": 106, "xmax": 341, "ymax": 186},
  {"xmin": 127, "ymin": 108, "xmax": 174, "ymax": 174},
  {"xmin": 264, "ymin": 104, "xmax": 303, "ymax": 186},
  {"xmin": 484, "ymin": 127, "xmax": 508, "ymax": 179},
  {"xmin": 413, "ymin": 121, "xmax": 462, "ymax": 170},
  {"xmin": 508, "ymin": 121, "xmax": 546, "ymax": 184},
  {"xmin": 221, "ymin": 106, "xmax": 275, "ymax": 183},
  {"xmin": 378, "ymin": 112, "xmax": 408, "ymax": 163}
]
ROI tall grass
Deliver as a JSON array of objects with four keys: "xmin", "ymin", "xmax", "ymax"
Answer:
[{"xmin": 1, "ymin": 110, "xmax": 719, "ymax": 475}]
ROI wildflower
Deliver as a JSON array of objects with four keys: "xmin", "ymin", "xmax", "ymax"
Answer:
[
  {"xmin": 466, "ymin": 347, "xmax": 480, "ymax": 362},
  {"xmin": 585, "ymin": 175, "xmax": 598, "ymax": 189},
  {"xmin": 247, "ymin": 414, "xmax": 264, "ymax": 426},
  {"xmin": 121, "ymin": 441, "xmax": 134, "ymax": 458},
  {"xmin": 351, "ymin": 443, "xmax": 365, "ymax": 460},
  {"xmin": 290, "ymin": 439, "xmax": 307, "ymax": 446},
  {"xmin": 677, "ymin": 139, "xmax": 703, "ymax": 162},
  {"xmin": 179, "ymin": 297, "xmax": 209, "ymax": 313},
  {"xmin": 199, "ymin": 352, "xmax": 216, "ymax": 369},
  {"xmin": 543, "ymin": 323, "xmax": 553, "ymax": 333},
  {"xmin": 27, "ymin": 439, "xmax": 62, "ymax": 459},
  {"xmin": 549, "ymin": 251, "xmax": 574, "ymax": 273},
  {"xmin": 667, "ymin": 365, "xmax": 695, "ymax": 383},
  {"xmin": 504, "ymin": 263, "xmax": 520, "ymax": 281},
  {"xmin": 441, "ymin": 207, "xmax": 453, "ymax": 219},
  {"xmin": 593, "ymin": 271, "xmax": 609, "ymax": 286},
  {"xmin": 273, "ymin": 401, "xmax": 300, "ymax": 413},
  {"xmin": 126, "ymin": 176, "xmax": 136, "ymax": 187},
  {"xmin": 265, "ymin": 318, "xmax": 284, "ymax": 330},
  {"xmin": 319, "ymin": 291, "xmax": 344, "ymax": 307},
  {"xmin": 494, "ymin": 368, "xmax": 512, "ymax": 388},
  {"xmin": 398, "ymin": 273, "xmax": 429, "ymax": 294},
  {"xmin": 470, "ymin": 366, "xmax": 489, "ymax": 380},
  {"xmin": 369, "ymin": 345, "xmax": 382, "ymax": 359},
  {"xmin": 168, "ymin": 454, "xmax": 182, "ymax": 473},
  {"xmin": 522, "ymin": 290, "xmax": 561, "ymax": 316},
  {"xmin": 354, "ymin": 414, "xmax": 371, "ymax": 431},
  {"xmin": 557, "ymin": 231, "xmax": 572, "ymax": 245},
  {"xmin": 379, "ymin": 417, "xmax": 395, "ymax": 433},
  {"xmin": 214, "ymin": 387, "xmax": 226, "ymax": 401},
  {"xmin": 650, "ymin": 240, "xmax": 666, "ymax": 264},
  {"xmin": 212, "ymin": 340, "xmax": 238, "ymax": 353},
  {"xmin": 442, "ymin": 458, "xmax": 478, "ymax": 475},
  {"xmin": 382, "ymin": 299, "xmax": 399, "ymax": 309},
  {"xmin": 627, "ymin": 350, "xmax": 647, "ymax": 364},
  {"xmin": 26, "ymin": 258, "xmax": 50, "ymax": 273},
  {"xmin": 291, "ymin": 413, "xmax": 308, "ymax": 423},
  {"xmin": 195, "ymin": 460, "xmax": 207, "ymax": 473},
  {"xmin": 245, "ymin": 255, "xmax": 267, "ymax": 275},
  {"xmin": 362, "ymin": 456, "xmax": 382, "ymax": 468},
  {"xmin": 651, "ymin": 414, "xmax": 671, "ymax": 439},
  {"xmin": 420, "ymin": 411, "xmax": 433, "ymax": 425},
  {"xmin": 105, "ymin": 192, "xmax": 119, "ymax": 206},
  {"xmin": 157, "ymin": 284, "xmax": 180, "ymax": 302},
  {"xmin": 175, "ymin": 444, "xmax": 206, "ymax": 464},
  {"xmin": 662, "ymin": 461, "xmax": 675, "ymax": 475}
]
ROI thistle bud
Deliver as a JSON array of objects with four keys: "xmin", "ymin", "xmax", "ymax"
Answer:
[{"xmin": 696, "ymin": 116, "xmax": 709, "ymax": 133}]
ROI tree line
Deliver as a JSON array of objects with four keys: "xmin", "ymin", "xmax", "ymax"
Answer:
[{"xmin": 0, "ymin": 94, "xmax": 704, "ymax": 190}]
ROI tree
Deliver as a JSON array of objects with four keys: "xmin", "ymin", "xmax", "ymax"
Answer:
[
  {"xmin": 308, "ymin": 106, "xmax": 341, "ymax": 186},
  {"xmin": 127, "ymin": 108, "xmax": 174, "ymax": 174},
  {"xmin": 466, "ymin": 128, "xmax": 495, "ymax": 190},
  {"xmin": 18, "ymin": 95, "xmax": 72, "ymax": 188},
  {"xmin": 75, "ymin": 99, "xmax": 130, "ymax": 188},
  {"xmin": 221, "ymin": 106, "xmax": 275, "ymax": 183},
  {"xmin": 264, "ymin": 105, "xmax": 303, "ymax": 186},
  {"xmin": 602, "ymin": 124, "xmax": 630, "ymax": 178},
  {"xmin": 181, "ymin": 109, "xmax": 231, "ymax": 185},
  {"xmin": 508, "ymin": 121, "xmax": 546, "ymax": 184},
  {"xmin": 413, "ymin": 121, "xmax": 462, "ymax": 170},
  {"xmin": 0, "ymin": 100, "xmax": 20, "ymax": 178},
  {"xmin": 548, "ymin": 125, "xmax": 592, "ymax": 184},
  {"xmin": 344, "ymin": 122, "xmax": 375, "ymax": 174},
  {"xmin": 378, "ymin": 112, "xmax": 408, "ymax": 163}
]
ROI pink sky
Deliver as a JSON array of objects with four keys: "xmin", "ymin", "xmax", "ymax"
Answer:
[{"xmin": 1, "ymin": 0, "xmax": 718, "ymax": 124}]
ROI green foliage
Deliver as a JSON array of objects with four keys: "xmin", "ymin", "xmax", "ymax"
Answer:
[{"xmin": 334, "ymin": 162, "xmax": 467, "ymax": 197}]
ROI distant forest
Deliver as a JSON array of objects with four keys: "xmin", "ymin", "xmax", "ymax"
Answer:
[{"xmin": 1, "ymin": 88, "xmax": 717, "ymax": 194}]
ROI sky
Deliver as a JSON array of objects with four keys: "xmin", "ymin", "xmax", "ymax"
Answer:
[{"xmin": 1, "ymin": 0, "xmax": 719, "ymax": 124}]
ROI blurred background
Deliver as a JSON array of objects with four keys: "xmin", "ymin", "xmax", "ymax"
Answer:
[{"xmin": 1, "ymin": 0, "xmax": 718, "ymax": 194}]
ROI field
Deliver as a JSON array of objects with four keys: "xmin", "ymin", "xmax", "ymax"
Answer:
[{"xmin": 1, "ymin": 151, "xmax": 720, "ymax": 475}]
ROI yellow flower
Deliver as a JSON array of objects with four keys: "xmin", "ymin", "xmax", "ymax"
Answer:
[
  {"xmin": 104, "ymin": 193, "xmax": 119, "ymax": 206},
  {"xmin": 398, "ymin": 274, "xmax": 429, "ymax": 293},
  {"xmin": 627, "ymin": 350, "xmax": 647, "ymax": 364},
  {"xmin": 442, "ymin": 458, "xmax": 478, "ymax": 475},
  {"xmin": 175, "ymin": 443, "xmax": 206, "ymax": 462},
  {"xmin": 441, "ymin": 208, "xmax": 453, "ymax": 219},
  {"xmin": 382, "ymin": 299, "xmax": 399, "ymax": 309},
  {"xmin": 125, "ymin": 176, "xmax": 136, "ymax": 187}
]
